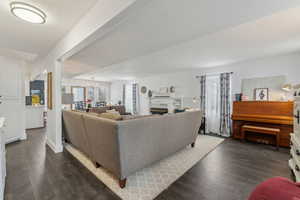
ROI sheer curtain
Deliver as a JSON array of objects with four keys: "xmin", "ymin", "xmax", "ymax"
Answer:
[
  {"xmin": 132, "ymin": 83, "xmax": 140, "ymax": 114},
  {"xmin": 205, "ymin": 75, "xmax": 221, "ymax": 134},
  {"xmin": 125, "ymin": 84, "xmax": 133, "ymax": 113}
]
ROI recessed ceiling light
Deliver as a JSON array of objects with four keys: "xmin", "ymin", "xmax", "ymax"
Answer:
[{"xmin": 10, "ymin": 2, "xmax": 47, "ymax": 24}]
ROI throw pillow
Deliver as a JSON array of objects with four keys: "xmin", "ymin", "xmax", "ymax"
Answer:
[
  {"xmin": 106, "ymin": 109, "xmax": 120, "ymax": 115},
  {"xmin": 99, "ymin": 112, "xmax": 122, "ymax": 120}
]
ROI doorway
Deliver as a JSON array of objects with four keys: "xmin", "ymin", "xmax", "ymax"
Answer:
[{"xmin": 205, "ymin": 75, "xmax": 221, "ymax": 134}]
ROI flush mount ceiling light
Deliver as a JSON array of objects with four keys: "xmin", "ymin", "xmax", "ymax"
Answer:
[{"xmin": 10, "ymin": 2, "xmax": 46, "ymax": 24}]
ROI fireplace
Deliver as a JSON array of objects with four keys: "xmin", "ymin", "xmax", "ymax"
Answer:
[{"xmin": 150, "ymin": 107, "xmax": 168, "ymax": 115}]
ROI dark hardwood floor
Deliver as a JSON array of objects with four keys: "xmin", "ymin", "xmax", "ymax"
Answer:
[{"xmin": 5, "ymin": 128, "xmax": 291, "ymax": 200}]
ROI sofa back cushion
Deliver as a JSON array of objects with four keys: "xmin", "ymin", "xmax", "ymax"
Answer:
[
  {"xmin": 89, "ymin": 106, "xmax": 110, "ymax": 114},
  {"xmin": 111, "ymin": 106, "xmax": 126, "ymax": 115},
  {"xmin": 99, "ymin": 112, "xmax": 122, "ymax": 120},
  {"xmin": 161, "ymin": 111, "xmax": 202, "ymax": 155},
  {"xmin": 62, "ymin": 110, "xmax": 92, "ymax": 158},
  {"xmin": 116, "ymin": 110, "xmax": 202, "ymax": 178},
  {"xmin": 82, "ymin": 115, "xmax": 122, "ymax": 177}
]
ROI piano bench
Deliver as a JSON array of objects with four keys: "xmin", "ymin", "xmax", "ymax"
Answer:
[{"xmin": 241, "ymin": 125, "xmax": 280, "ymax": 150}]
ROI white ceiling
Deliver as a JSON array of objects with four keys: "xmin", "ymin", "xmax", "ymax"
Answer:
[
  {"xmin": 0, "ymin": 0, "xmax": 98, "ymax": 59},
  {"xmin": 67, "ymin": 0, "xmax": 300, "ymax": 81}
]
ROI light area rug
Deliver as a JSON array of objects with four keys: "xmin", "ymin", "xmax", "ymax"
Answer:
[{"xmin": 65, "ymin": 135, "xmax": 224, "ymax": 200}]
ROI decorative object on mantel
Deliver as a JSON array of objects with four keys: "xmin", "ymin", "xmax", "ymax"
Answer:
[
  {"xmin": 170, "ymin": 86, "xmax": 175, "ymax": 93},
  {"xmin": 141, "ymin": 86, "xmax": 147, "ymax": 94},
  {"xmin": 159, "ymin": 87, "xmax": 168, "ymax": 94},
  {"xmin": 47, "ymin": 72, "xmax": 53, "ymax": 110},
  {"xmin": 148, "ymin": 90, "xmax": 153, "ymax": 98},
  {"xmin": 254, "ymin": 88, "xmax": 269, "ymax": 101},
  {"xmin": 282, "ymin": 83, "xmax": 292, "ymax": 92}
]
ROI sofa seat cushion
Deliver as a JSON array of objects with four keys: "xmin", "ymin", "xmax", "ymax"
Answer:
[
  {"xmin": 121, "ymin": 115, "xmax": 157, "ymax": 121},
  {"xmin": 248, "ymin": 177, "xmax": 300, "ymax": 200},
  {"xmin": 99, "ymin": 112, "xmax": 122, "ymax": 120}
]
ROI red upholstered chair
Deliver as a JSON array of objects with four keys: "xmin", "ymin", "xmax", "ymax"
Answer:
[{"xmin": 248, "ymin": 177, "xmax": 300, "ymax": 200}]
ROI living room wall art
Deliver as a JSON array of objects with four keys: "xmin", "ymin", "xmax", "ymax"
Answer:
[
  {"xmin": 254, "ymin": 88, "xmax": 269, "ymax": 101},
  {"xmin": 47, "ymin": 72, "xmax": 53, "ymax": 110}
]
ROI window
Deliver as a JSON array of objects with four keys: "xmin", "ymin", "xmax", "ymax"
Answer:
[
  {"xmin": 72, "ymin": 87, "xmax": 85, "ymax": 102},
  {"xmin": 98, "ymin": 87, "xmax": 107, "ymax": 102},
  {"xmin": 132, "ymin": 83, "xmax": 139, "ymax": 114},
  {"xmin": 125, "ymin": 84, "xmax": 132, "ymax": 113},
  {"xmin": 72, "ymin": 86, "xmax": 86, "ymax": 110},
  {"xmin": 87, "ymin": 87, "xmax": 95, "ymax": 101}
]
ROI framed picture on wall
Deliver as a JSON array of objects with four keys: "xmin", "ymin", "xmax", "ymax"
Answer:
[
  {"xmin": 47, "ymin": 72, "xmax": 53, "ymax": 110},
  {"xmin": 254, "ymin": 88, "xmax": 269, "ymax": 101},
  {"xmin": 159, "ymin": 87, "xmax": 168, "ymax": 93}
]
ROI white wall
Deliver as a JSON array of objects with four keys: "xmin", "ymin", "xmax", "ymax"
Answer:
[
  {"xmin": 0, "ymin": 55, "xmax": 27, "ymax": 142},
  {"xmin": 110, "ymin": 80, "xmax": 134, "ymax": 113},
  {"xmin": 110, "ymin": 81, "xmax": 125, "ymax": 105},
  {"xmin": 199, "ymin": 52, "xmax": 300, "ymax": 95},
  {"xmin": 137, "ymin": 52, "xmax": 300, "ymax": 114}
]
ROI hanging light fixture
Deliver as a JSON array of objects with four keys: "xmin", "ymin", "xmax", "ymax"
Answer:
[{"xmin": 10, "ymin": 2, "xmax": 47, "ymax": 24}]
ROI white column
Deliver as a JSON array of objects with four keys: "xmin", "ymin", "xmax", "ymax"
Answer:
[{"xmin": 46, "ymin": 60, "xmax": 63, "ymax": 153}]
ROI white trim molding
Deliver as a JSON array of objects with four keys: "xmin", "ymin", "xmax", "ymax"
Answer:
[
  {"xmin": 20, "ymin": 131, "xmax": 27, "ymax": 140},
  {"xmin": 46, "ymin": 138, "xmax": 63, "ymax": 153}
]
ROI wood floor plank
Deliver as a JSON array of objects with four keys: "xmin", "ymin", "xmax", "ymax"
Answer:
[{"xmin": 4, "ymin": 129, "xmax": 290, "ymax": 200}]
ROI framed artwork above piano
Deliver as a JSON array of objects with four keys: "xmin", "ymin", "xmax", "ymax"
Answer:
[{"xmin": 232, "ymin": 101, "xmax": 293, "ymax": 147}]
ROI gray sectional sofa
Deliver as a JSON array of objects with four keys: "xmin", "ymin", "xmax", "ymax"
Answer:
[
  {"xmin": 62, "ymin": 110, "xmax": 202, "ymax": 188},
  {"xmin": 89, "ymin": 105, "xmax": 130, "ymax": 115}
]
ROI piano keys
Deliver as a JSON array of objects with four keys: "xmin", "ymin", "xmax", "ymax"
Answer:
[{"xmin": 232, "ymin": 101, "xmax": 293, "ymax": 147}]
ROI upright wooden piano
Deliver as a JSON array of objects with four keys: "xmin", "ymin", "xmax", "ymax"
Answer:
[{"xmin": 232, "ymin": 101, "xmax": 293, "ymax": 147}]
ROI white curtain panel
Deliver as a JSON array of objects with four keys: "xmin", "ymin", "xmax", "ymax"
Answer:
[
  {"xmin": 132, "ymin": 83, "xmax": 140, "ymax": 115},
  {"xmin": 125, "ymin": 84, "xmax": 133, "ymax": 113},
  {"xmin": 205, "ymin": 75, "xmax": 221, "ymax": 134}
]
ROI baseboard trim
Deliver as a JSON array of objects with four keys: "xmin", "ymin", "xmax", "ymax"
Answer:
[
  {"xmin": 46, "ymin": 139, "xmax": 63, "ymax": 153},
  {"xmin": 6, "ymin": 137, "xmax": 21, "ymax": 144},
  {"xmin": 5, "ymin": 131, "xmax": 27, "ymax": 144},
  {"xmin": 20, "ymin": 131, "xmax": 27, "ymax": 140}
]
